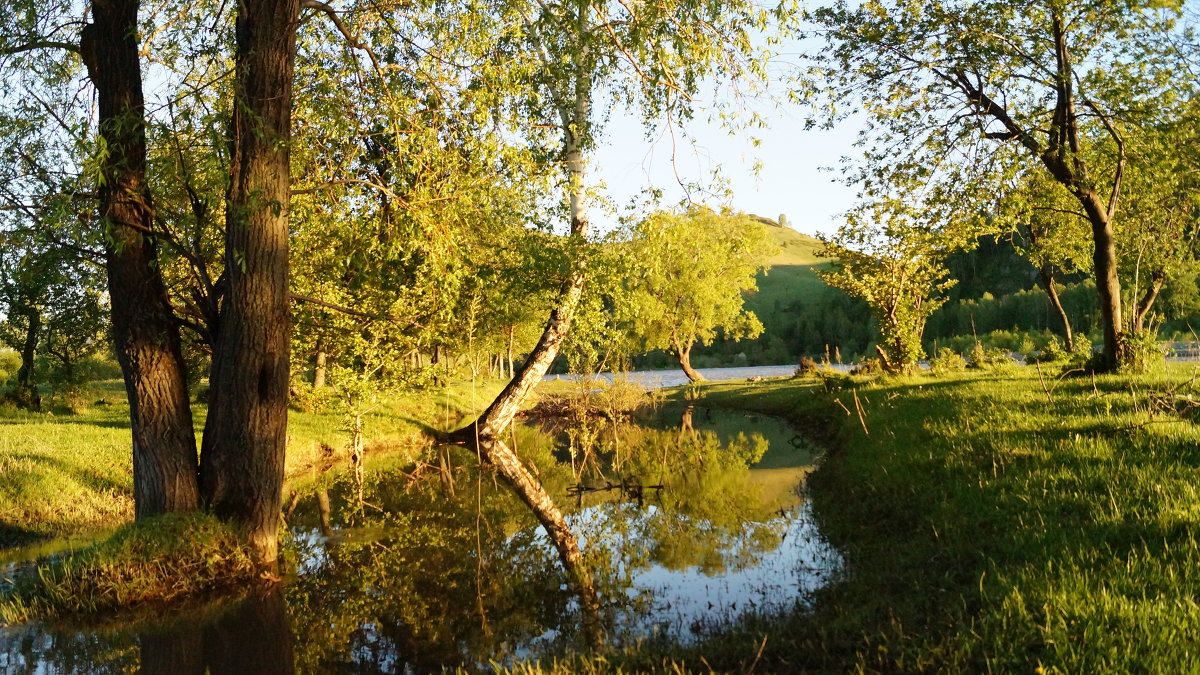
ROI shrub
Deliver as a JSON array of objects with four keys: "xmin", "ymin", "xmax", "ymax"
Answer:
[
  {"xmin": 1027, "ymin": 336, "xmax": 1068, "ymax": 364},
  {"xmin": 929, "ymin": 347, "xmax": 967, "ymax": 374},
  {"xmin": 795, "ymin": 357, "xmax": 820, "ymax": 377}
]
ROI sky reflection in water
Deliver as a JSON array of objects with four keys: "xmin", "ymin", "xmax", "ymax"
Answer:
[{"xmin": 0, "ymin": 404, "xmax": 839, "ymax": 672}]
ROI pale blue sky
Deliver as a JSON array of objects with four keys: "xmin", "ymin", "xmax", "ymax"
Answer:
[{"xmin": 590, "ymin": 44, "xmax": 861, "ymax": 238}]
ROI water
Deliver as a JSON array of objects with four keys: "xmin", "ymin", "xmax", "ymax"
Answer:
[
  {"xmin": 544, "ymin": 363, "xmax": 849, "ymax": 390},
  {"xmin": 0, "ymin": 405, "xmax": 839, "ymax": 672}
]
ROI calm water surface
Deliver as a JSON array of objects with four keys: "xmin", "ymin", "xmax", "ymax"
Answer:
[
  {"xmin": 543, "ymin": 364, "xmax": 846, "ymax": 389},
  {"xmin": 0, "ymin": 404, "xmax": 839, "ymax": 672}
]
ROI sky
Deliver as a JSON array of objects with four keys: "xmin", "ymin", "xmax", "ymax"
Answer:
[{"xmin": 589, "ymin": 49, "xmax": 862, "ymax": 239}]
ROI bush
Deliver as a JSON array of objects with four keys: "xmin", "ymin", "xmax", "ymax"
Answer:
[
  {"xmin": 290, "ymin": 382, "xmax": 335, "ymax": 413},
  {"xmin": 795, "ymin": 357, "xmax": 820, "ymax": 377},
  {"xmin": 1027, "ymin": 336, "xmax": 1068, "ymax": 364},
  {"xmin": 0, "ymin": 349, "xmax": 20, "ymax": 387},
  {"xmin": 850, "ymin": 358, "xmax": 885, "ymax": 376},
  {"xmin": 1119, "ymin": 327, "xmax": 1167, "ymax": 374},
  {"xmin": 967, "ymin": 341, "xmax": 1016, "ymax": 370},
  {"xmin": 929, "ymin": 347, "xmax": 967, "ymax": 374}
]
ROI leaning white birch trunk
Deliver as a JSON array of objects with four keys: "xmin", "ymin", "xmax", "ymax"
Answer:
[{"xmin": 443, "ymin": 39, "xmax": 599, "ymax": 643}]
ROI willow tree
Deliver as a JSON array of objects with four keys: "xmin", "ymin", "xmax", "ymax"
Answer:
[
  {"xmin": 819, "ymin": 199, "xmax": 963, "ymax": 374},
  {"xmin": 806, "ymin": 0, "xmax": 1187, "ymax": 370},
  {"xmin": 1, "ymin": 1, "xmax": 203, "ymax": 513},
  {"xmin": 624, "ymin": 208, "xmax": 777, "ymax": 382}
]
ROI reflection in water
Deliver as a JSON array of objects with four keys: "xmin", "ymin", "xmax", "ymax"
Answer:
[{"xmin": 0, "ymin": 406, "xmax": 839, "ymax": 672}]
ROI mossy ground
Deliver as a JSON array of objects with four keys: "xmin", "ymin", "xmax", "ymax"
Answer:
[
  {"xmin": 0, "ymin": 512, "xmax": 258, "ymax": 625},
  {"xmin": 0, "ymin": 377, "xmax": 507, "ymax": 622},
  {"xmin": 0, "ymin": 378, "xmax": 507, "ymax": 545}
]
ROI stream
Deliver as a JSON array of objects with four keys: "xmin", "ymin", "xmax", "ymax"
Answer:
[{"xmin": 0, "ymin": 404, "xmax": 839, "ymax": 672}]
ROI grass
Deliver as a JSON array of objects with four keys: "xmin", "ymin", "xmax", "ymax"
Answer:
[
  {"xmin": 0, "ymin": 512, "xmax": 257, "ymax": 625},
  {"xmin": 12, "ymin": 362, "xmax": 1200, "ymax": 672},
  {"xmin": 0, "ymin": 377, "xmax": 508, "ymax": 545},
  {"xmin": 660, "ymin": 363, "xmax": 1200, "ymax": 672}
]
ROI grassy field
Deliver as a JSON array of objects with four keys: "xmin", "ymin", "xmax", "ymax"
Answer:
[
  {"xmin": 0, "ymin": 378, "xmax": 507, "ymax": 548},
  {"xmin": 674, "ymin": 363, "xmax": 1200, "ymax": 672}
]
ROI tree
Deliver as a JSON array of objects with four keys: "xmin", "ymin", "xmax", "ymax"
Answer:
[
  {"xmin": 624, "ymin": 208, "xmax": 777, "ymax": 382},
  {"xmin": 198, "ymin": 0, "xmax": 300, "ymax": 566},
  {"xmin": 449, "ymin": 0, "xmax": 780, "ymax": 442},
  {"xmin": 1001, "ymin": 171, "xmax": 1092, "ymax": 353},
  {"xmin": 80, "ymin": 0, "xmax": 204, "ymax": 517},
  {"xmin": 819, "ymin": 200, "xmax": 962, "ymax": 373},
  {"xmin": 806, "ymin": 0, "xmax": 1188, "ymax": 370}
]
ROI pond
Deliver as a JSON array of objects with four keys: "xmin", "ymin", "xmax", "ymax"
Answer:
[{"xmin": 0, "ymin": 405, "xmax": 839, "ymax": 672}]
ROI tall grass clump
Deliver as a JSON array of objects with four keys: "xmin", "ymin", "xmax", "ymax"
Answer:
[{"xmin": 0, "ymin": 512, "xmax": 258, "ymax": 625}]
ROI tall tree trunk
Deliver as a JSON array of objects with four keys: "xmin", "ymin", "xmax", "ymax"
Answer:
[
  {"xmin": 448, "ymin": 88, "xmax": 591, "ymax": 443},
  {"xmin": 200, "ymin": 0, "xmax": 299, "ymax": 566},
  {"xmin": 81, "ymin": 0, "xmax": 200, "ymax": 517},
  {"xmin": 313, "ymin": 338, "xmax": 327, "ymax": 388},
  {"xmin": 673, "ymin": 339, "xmax": 705, "ymax": 382},
  {"xmin": 13, "ymin": 307, "xmax": 41, "ymax": 411},
  {"xmin": 1088, "ymin": 209, "xmax": 1123, "ymax": 369},
  {"xmin": 1038, "ymin": 264, "xmax": 1074, "ymax": 352}
]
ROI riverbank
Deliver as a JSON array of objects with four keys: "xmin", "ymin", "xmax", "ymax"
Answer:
[
  {"xmin": 9, "ymin": 365, "xmax": 1200, "ymax": 670},
  {"xmin": 679, "ymin": 364, "xmax": 1200, "ymax": 672},
  {"xmin": 0, "ymin": 379, "xmax": 507, "ymax": 548}
]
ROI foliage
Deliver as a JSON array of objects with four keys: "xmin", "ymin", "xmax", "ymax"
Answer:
[
  {"xmin": 0, "ymin": 350, "xmax": 19, "ymax": 386},
  {"xmin": 1118, "ymin": 325, "xmax": 1168, "ymax": 374},
  {"xmin": 1026, "ymin": 336, "xmax": 1069, "ymax": 364},
  {"xmin": 622, "ymin": 208, "xmax": 777, "ymax": 371},
  {"xmin": 928, "ymin": 347, "xmax": 967, "ymax": 374},
  {"xmin": 802, "ymin": 0, "xmax": 1192, "ymax": 369},
  {"xmin": 819, "ymin": 200, "xmax": 965, "ymax": 373}
]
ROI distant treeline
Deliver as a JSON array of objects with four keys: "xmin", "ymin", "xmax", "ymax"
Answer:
[{"xmin": 672, "ymin": 235, "xmax": 1200, "ymax": 368}]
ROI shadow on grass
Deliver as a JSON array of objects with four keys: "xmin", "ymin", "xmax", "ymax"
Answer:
[
  {"xmin": 0, "ymin": 523, "xmax": 43, "ymax": 550},
  {"xmin": 4, "ymin": 452, "xmax": 129, "ymax": 495}
]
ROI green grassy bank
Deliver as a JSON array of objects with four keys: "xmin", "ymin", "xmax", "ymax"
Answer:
[
  {"xmin": 0, "ymin": 379, "xmax": 507, "ymax": 548},
  {"xmin": 678, "ymin": 364, "xmax": 1200, "ymax": 673}
]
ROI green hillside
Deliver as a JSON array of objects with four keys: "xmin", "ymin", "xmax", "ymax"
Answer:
[
  {"xmin": 749, "ymin": 217, "xmax": 832, "ymax": 320},
  {"xmin": 655, "ymin": 216, "xmax": 878, "ymax": 368}
]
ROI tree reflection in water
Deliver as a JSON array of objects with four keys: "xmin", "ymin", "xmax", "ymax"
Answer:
[{"xmin": 0, "ymin": 406, "xmax": 836, "ymax": 672}]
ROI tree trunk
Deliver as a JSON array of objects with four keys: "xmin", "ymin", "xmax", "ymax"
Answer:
[
  {"xmin": 673, "ymin": 340, "xmax": 705, "ymax": 382},
  {"xmin": 13, "ymin": 307, "xmax": 41, "ymax": 411},
  {"xmin": 506, "ymin": 324, "xmax": 515, "ymax": 379},
  {"xmin": 448, "ymin": 82, "xmax": 591, "ymax": 443},
  {"xmin": 313, "ymin": 339, "xmax": 327, "ymax": 388},
  {"xmin": 81, "ymin": 0, "xmax": 200, "ymax": 517},
  {"xmin": 1132, "ymin": 272, "xmax": 1165, "ymax": 334},
  {"xmin": 1088, "ymin": 209, "xmax": 1123, "ymax": 369},
  {"xmin": 1037, "ymin": 264, "xmax": 1074, "ymax": 352},
  {"xmin": 476, "ymin": 436, "xmax": 599, "ymax": 638},
  {"xmin": 200, "ymin": 0, "xmax": 299, "ymax": 566}
]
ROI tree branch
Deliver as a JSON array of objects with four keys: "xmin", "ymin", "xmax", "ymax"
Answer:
[
  {"xmin": 300, "ymin": 0, "xmax": 383, "ymax": 74},
  {"xmin": 0, "ymin": 40, "xmax": 80, "ymax": 56}
]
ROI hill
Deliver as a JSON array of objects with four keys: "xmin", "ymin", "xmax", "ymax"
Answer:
[{"xmin": 665, "ymin": 216, "xmax": 877, "ymax": 368}]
